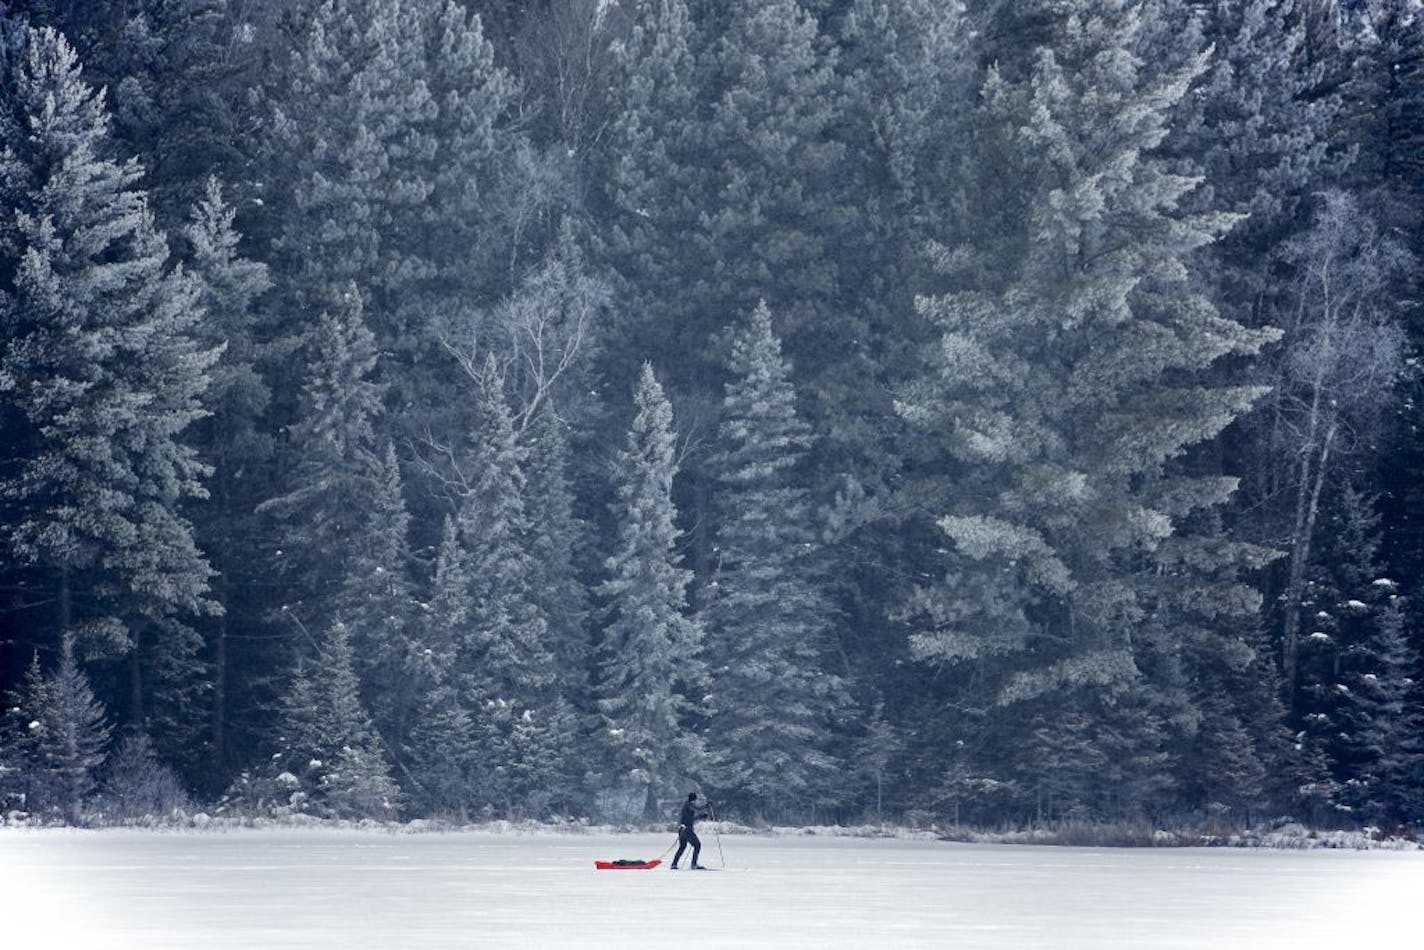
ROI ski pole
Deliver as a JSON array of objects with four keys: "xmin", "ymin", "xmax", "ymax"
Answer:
[{"xmin": 708, "ymin": 799, "xmax": 727, "ymax": 868}]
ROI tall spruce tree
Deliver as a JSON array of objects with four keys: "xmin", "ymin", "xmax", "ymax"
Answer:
[
  {"xmin": 259, "ymin": 288, "xmax": 385, "ymax": 630},
  {"xmin": 454, "ymin": 360, "xmax": 553, "ymax": 706},
  {"xmin": 264, "ymin": 0, "xmax": 434, "ymax": 320},
  {"xmin": 268, "ymin": 657, "xmax": 322, "ymax": 802},
  {"xmin": 603, "ymin": 0, "xmax": 851, "ymax": 398},
  {"xmin": 1348, "ymin": 0, "xmax": 1424, "ymax": 233},
  {"xmin": 263, "ymin": 0, "xmax": 524, "ymax": 418},
  {"xmin": 403, "ymin": 515, "xmax": 480, "ymax": 815},
  {"xmin": 1351, "ymin": 0, "xmax": 1424, "ymax": 639},
  {"xmin": 0, "ymin": 652, "xmax": 55, "ymax": 815},
  {"xmin": 256, "ymin": 289, "xmax": 426, "ymax": 781},
  {"xmin": 38, "ymin": 637, "xmax": 114, "ymax": 824},
  {"xmin": 182, "ymin": 176, "xmax": 273, "ymax": 779},
  {"xmin": 702, "ymin": 303, "xmax": 847, "ymax": 818},
  {"xmin": 696, "ymin": 1, "xmax": 849, "ymax": 393},
  {"xmin": 0, "ymin": 25, "xmax": 218, "ymax": 757},
  {"xmin": 333, "ymin": 442, "xmax": 421, "ymax": 764},
  {"xmin": 831, "ymin": 0, "xmax": 974, "ymax": 326},
  {"xmin": 897, "ymin": 0, "xmax": 1281, "ymax": 820},
  {"xmin": 1297, "ymin": 482, "xmax": 1387, "ymax": 796},
  {"xmin": 269, "ymin": 621, "xmax": 399, "ymax": 819},
  {"xmin": 1162, "ymin": 0, "xmax": 1347, "ymax": 322},
  {"xmin": 595, "ymin": 364, "xmax": 704, "ymax": 818},
  {"xmin": 313, "ymin": 621, "xmax": 402, "ymax": 819},
  {"xmin": 404, "ymin": 681, "xmax": 476, "ymax": 816},
  {"xmin": 25, "ymin": 0, "xmax": 266, "ymax": 228},
  {"xmin": 1348, "ymin": 597, "xmax": 1424, "ymax": 826},
  {"xmin": 598, "ymin": 0, "xmax": 703, "ymax": 381},
  {"xmin": 447, "ymin": 360, "xmax": 575, "ymax": 815},
  {"xmin": 815, "ymin": 0, "xmax": 980, "ymax": 780},
  {"xmin": 600, "ymin": 0, "xmax": 854, "ymax": 597},
  {"xmin": 524, "ymin": 404, "xmax": 592, "ymax": 705},
  {"xmin": 1299, "ymin": 484, "xmax": 1424, "ymax": 823}
]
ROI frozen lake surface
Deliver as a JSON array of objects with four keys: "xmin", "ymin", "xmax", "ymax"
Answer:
[{"xmin": 2, "ymin": 827, "xmax": 1420, "ymax": 948}]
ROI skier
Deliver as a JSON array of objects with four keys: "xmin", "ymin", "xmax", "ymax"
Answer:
[{"xmin": 670, "ymin": 791, "xmax": 710, "ymax": 869}]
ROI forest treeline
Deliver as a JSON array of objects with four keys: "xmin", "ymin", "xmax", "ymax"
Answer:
[{"xmin": 1, "ymin": 0, "xmax": 1422, "ymax": 830}]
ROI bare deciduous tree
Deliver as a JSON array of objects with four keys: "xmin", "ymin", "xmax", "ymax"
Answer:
[
  {"xmin": 1263, "ymin": 191, "xmax": 1410, "ymax": 704},
  {"xmin": 416, "ymin": 229, "xmax": 607, "ymax": 505},
  {"xmin": 516, "ymin": 0, "xmax": 628, "ymax": 162},
  {"xmin": 437, "ymin": 228, "xmax": 606, "ymax": 434}
]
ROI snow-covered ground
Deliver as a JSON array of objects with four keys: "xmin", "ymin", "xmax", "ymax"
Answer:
[{"xmin": 2, "ymin": 827, "xmax": 1420, "ymax": 948}]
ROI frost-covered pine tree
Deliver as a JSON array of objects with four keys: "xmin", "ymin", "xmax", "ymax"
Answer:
[
  {"xmin": 1347, "ymin": 598, "xmax": 1424, "ymax": 826},
  {"xmin": 322, "ymin": 742, "xmax": 403, "ymax": 821},
  {"xmin": 402, "ymin": 514, "xmax": 484, "ymax": 815},
  {"xmin": 603, "ymin": 0, "xmax": 847, "ymax": 406},
  {"xmin": 335, "ymin": 442, "xmax": 422, "ymax": 761},
  {"xmin": 271, "ymin": 621, "xmax": 400, "ymax": 819},
  {"xmin": 1180, "ymin": 689, "xmax": 1270, "ymax": 822},
  {"xmin": 266, "ymin": 0, "xmax": 434, "ymax": 320},
  {"xmin": 595, "ymin": 364, "xmax": 705, "ymax": 817},
  {"xmin": 419, "ymin": 0, "xmax": 522, "ymax": 299},
  {"xmin": 1158, "ymin": 0, "xmax": 1346, "ymax": 318},
  {"xmin": 834, "ymin": 0, "xmax": 973, "ymax": 216},
  {"xmin": 424, "ymin": 514, "xmax": 473, "ymax": 680},
  {"xmin": 315, "ymin": 621, "xmax": 382, "ymax": 768},
  {"xmin": 702, "ymin": 303, "xmax": 847, "ymax": 818},
  {"xmin": 23, "ymin": 0, "xmax": 258, "ymax": 226},
  {"xmin": 600, "ymin": 0, "xmax": 703, "ymax": 376},
  {"xmin": 455, "ymin": 362, "xmax": 548, "ymax": 692},
  {"xmin": 269, "ymin": 658, "xmax": 324, "ymax": 808},
  {"xmin": 255, "ymin": 292, "xmax": 414, "ymax": 813},
  {"xmin": 449, "ymin": 360, "xmax": 575, "ymax": 815},
  {"xmin": 0, "ymin": 24, "xmax": 218, "ymax": 754},
  {"xmin": 183, "ymin": 175, "xmax": 273, "ymax": 776},
  {"xmin": 404, "ymin": 679, "xmax": 476, "ymax": 816},
  {"xmin": 37, "ymin": 638, "xmax": 114, "ymax": 824},
  {"xmin": 1297, "ymin": 483, "xmax": 1387, "ymax": 790},
  {"xmin": 1349, "ymin": 0, "xmax": 1424, "ymax": 598},
  {"xmin": 0, "ymin": 653, "xmax": 55, "ymax": 815},
  {"xmin": 264, "ymin": 0, "xmax": 519, "ymax": 413},
  {"xmin": 1348, "ymin": 0, "xmax": 1424, "ymax": 230},
  {"xmin": 831, "ymin": 0, "xmax": 975, "ymax": 340},
  {"xmin": 897, "ymin": 0, "xmax": 1281, "ymax": 819},
  {"xmin": 696, "ymin": 1, "xmax": 848, "ymax": 386},
  {"xmin": 259, "ymin": 288, "xmax": 385, "ymax": 629},
  {"xmin": 524, "ymin": 405, "xmax": 592, "ymax": 708},
  {"xmin": 1299, "ymin": 484, "xmax": 1423, "ymax": 823}
]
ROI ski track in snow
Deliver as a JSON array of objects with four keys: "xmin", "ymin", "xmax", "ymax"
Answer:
[{"xmin": 1, "ymin": 828, "xmax": 1420, "ymax": 949}]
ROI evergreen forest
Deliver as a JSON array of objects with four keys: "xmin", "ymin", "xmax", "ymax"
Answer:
[{"xmin": 2, "ymin": 0, "xmax": 1423, "ymax": 833}]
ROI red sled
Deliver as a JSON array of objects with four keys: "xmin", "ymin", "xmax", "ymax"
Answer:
[{"xmin": 595, "ymin": 859, "xmax": 663, "ymax": 870}]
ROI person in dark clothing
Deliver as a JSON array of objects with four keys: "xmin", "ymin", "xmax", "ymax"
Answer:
[{"xmin": 671, "ymin": 792, "xmax": 710, "ymax": 869}]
